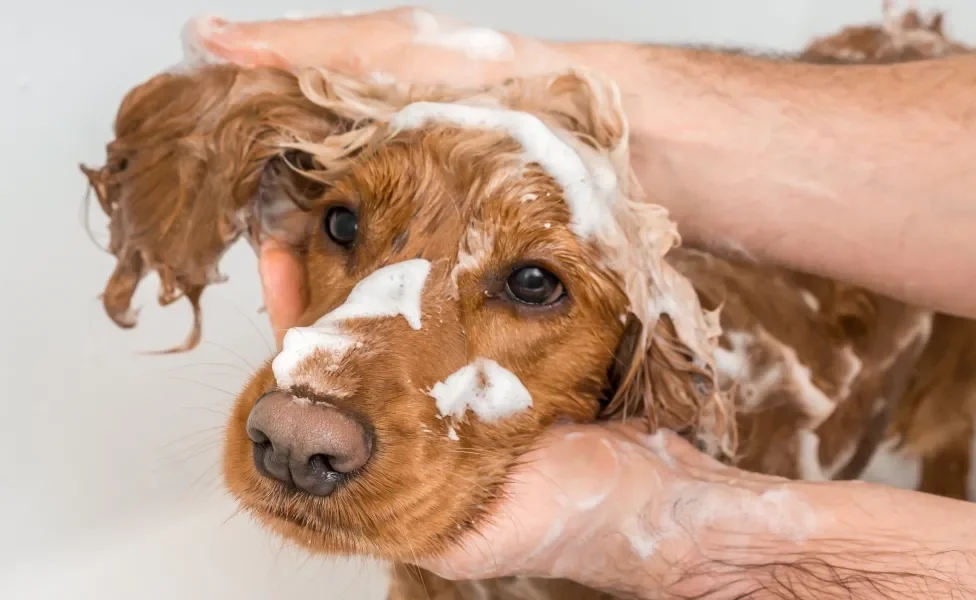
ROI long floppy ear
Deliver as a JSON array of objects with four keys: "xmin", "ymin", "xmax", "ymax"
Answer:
[{"xmin": 521, "ymin": 68, "xmax": 736, "ymax": 459}]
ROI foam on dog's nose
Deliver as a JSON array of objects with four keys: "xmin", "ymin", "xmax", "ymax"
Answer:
[
  {"xmin": 428, "ymin": 357, "xmax": 533, "ymax": 423},
  {"xmin": 272, "ymin": 259, "xmax": 431, "ymax": 388}
]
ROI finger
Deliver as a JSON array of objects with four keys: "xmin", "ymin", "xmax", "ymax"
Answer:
[
  {"xmin": 258, "ymin": 240, "xmax": 307, "ymax": 349},
  {"xmin": 186, "ymin": 15, "xmax": 293, "ymax": 70},
  {"xmin": 192, "ymin": 9, "xmax": 407, "ymax": 72}
]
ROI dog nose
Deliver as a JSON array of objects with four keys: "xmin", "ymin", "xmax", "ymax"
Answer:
[{"xmin": 246, "ymin": 391, "xmax": 373, "ymax": 497}]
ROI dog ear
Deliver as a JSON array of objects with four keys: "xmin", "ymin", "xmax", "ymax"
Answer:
[
  {"xmin": 252, "ymin": 148, "xmax": 329, "ymax": 248},
  {"xmin": 514, "ymin": 68, "xmax": 737, "ymax": 459},
  {"xmin": 604, "ymin": 308, "xmax": 735, "ymax": 457},
  {"xmin": 928, "ymin": 11, "xmax": 945, "ymax": 35},
  {"xmin": 500, "ymin": 68, "xmax": 630, "ymax": 170}
]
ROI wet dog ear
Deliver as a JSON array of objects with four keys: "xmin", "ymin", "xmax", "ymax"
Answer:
[
  {"xmin": 603, "ymin": 310, "xmax": 734, "ymax": 458},
  {"xmin": 253, "ymin": 149, "xmax": 328, "ymax": 247}
]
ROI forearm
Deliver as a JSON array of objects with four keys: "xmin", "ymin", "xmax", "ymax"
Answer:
[
  {"xmin": 560, "ymin": 42, "xmax": 976, "ymax": 318},
  {"xmin": 579, "ymin": 479, "xmax": 976, "ymax": 600}
]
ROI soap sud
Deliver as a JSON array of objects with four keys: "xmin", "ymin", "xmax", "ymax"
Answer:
[
  {"xmin": 796, "ymin": 430, "xmax": 828, "ymax": 481},
  {"xmin": 322, "ymin": 258, "xmax": 431, "ymax": 330},
  {"xmin": 623, "ymin": 483, "xmax": 818, "ymax": 559},
  {"xmin": 390, "ymin": 102, "xmax": 616, "ymax": 241},
  {"xmin": 272, "ymin": 327, "xmax": 357, "ymax": 389},
  {"xmin": 573, "ymin": 439, "xmax": 619, "ymax": 510},
  {"xmin": 178, "ymin": 14, "xmax": 228, "ymax": 69},
  {"xmin": 644, "ymin": 431, "xmax": 676, "ymax": 469},
  {"xmin": 525, "ymin": 517, "xmax": 565, "ymax": 562},
  {"xmin": 712, "ymin": 331, "xmax": 752, "ymax": 383},
  {"xmin": 623, "ymin": 513, "xmax": 658, "ymax": 559},
  {"xmin": 447, "ymin": 426, "xmax": 459, "ymax": 441},
  {"xmin": 411, "ymin": 8, "xmax": 513, "ymax": 61},
  {"xmin": 428, "ymin": 358, "xmax": 533, "ymax": 422},
  {"xmin": 272, "ymin": 259, "xmax": 431, "ymax": 388},
  {"xmin": 858, "ymin": 437, "xmax": 922, "ymax": 490},
  {"xmin": 368, "ymin": 71, "xmax": 397, "ymax": 85},
  {"xmin": 800, "ymin": 290, "xmax": 821, "ymax": 312}
]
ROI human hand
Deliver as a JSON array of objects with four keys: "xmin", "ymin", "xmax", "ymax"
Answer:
[
  {"xmin": 408, "ymin": 422, "xmax": 729, "ymax": 583},
  {"xmin": 258, "ymin": 239, "xmax": 307, "ymax": 349},
  {"xmin": 184, "ymin": 6, "xmax": 573, "ymax": 88}
]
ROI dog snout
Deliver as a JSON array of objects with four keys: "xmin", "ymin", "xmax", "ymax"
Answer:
[{"xmin": 246, "ymin": 391, "xmax": 373, "ymax": 497}]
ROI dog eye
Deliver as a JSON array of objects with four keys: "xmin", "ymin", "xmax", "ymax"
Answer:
[
  {"xmin": 323, "ymin": 206, "xmax": 358, "ymax": 247},
  {"xmin": 505, "ymin": 266, "xmax": 565, "ymax": 305}
]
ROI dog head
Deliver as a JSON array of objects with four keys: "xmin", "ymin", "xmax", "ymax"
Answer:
[{"xmin": 221, "ymin": 67, "xmax": 734, "ymax": 561}]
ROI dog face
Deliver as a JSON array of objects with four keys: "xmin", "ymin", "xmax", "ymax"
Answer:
[{"xmin": 221, "ymin": 70, "xmax": 731, "ymax": 561}]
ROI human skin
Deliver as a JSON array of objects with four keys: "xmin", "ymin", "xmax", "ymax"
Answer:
[{"xmin": 193, "ymin": 8, "xmax": 976, "ymax": 598}]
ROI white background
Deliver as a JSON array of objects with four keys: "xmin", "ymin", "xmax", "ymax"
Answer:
[{"xmin": 1, "ymin": 1, "xmax": 973, "ymax": 598}]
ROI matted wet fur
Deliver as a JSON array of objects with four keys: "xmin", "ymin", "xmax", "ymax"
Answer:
[{"xmin": 80, "ymin": 4, "xmax": 976, "ymax": 600}]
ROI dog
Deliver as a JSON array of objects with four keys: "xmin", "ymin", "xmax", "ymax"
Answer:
[{"xmin": 80, "ymin": 4, "xmax": 976, "ymax": 599}]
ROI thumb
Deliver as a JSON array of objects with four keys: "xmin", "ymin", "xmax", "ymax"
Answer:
[{"xmin": 258, "ymin": 239, "xmax": 307, "ymax": 349}]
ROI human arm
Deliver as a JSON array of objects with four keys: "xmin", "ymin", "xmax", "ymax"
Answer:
[
  {"xmin": 413, "ymin": 423, "xmax": 976, "ymax": 600},
  {"xmin": 567, "ymin": 43, "xmax": 976, "ymax": 321},
  {"xmin": 194, "ymin": 8, "xmax": 976, "ymax": 319}
]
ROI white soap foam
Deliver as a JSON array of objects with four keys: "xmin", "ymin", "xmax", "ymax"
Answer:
[
  {"xmin": 390, "ymin": 102, "xmax": 615, "ymax": 240},
  {"xmin": 447, "ymin": 426, "xmax": 459, "ymax": 441},
  {"xmin": 630, "ymin": 482, "xmax": 817, "ymax": 558},
  {"xmin": 712, "ymin": 331, "xmax": 752, "ymax": 383},
  {"xmin": 272, "ymin": 259, "xmax": 431, "ymax": 388},
  {"xmin": 178, "ymin": 14, "xmax": 228, "ymax": 70},
  {"xmin": 800, "ymin": 290, "xmax": 820, "ymax": 312},
  {"xmin": 796, "ymin": 430, "xmax": 828, "ymax": 481},
  {"xmin": 368, "ymin": 71, "xmax": 397, "ymax": 85},
  {"xmin": 644, "ymin": 431, "xmax": 677, "ymax": 470},
  {"xmin": 323, "ymin": 259, "xmax": 431, "ymax": 329},
  {"xmin": 272, "ymin": 327, "xmax": 358, "ymax": 389},
  {"xmin": 428, "ymin": 357, "xmax": 533, "ymax": 422},
  {"xmin": 858, "ymin": 437, "xmax": 923, "ymax": 490},
  {"xmin": 411, "ymin": 8, "xmax": 513, "ymax": 61}
]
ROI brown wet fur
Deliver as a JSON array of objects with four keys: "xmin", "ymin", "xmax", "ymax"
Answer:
[{"xmin": 82, "ymin": 5, "xmax": 976, "ymax": 599}]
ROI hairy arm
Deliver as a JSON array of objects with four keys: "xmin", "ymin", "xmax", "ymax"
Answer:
[
  {"xmin": 575, "ymin": 470, "xmax": 976, "ymax": 600},
  {"xmin": 560, "ymin": 43, "xmax": 976, "ymax": 319}
]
